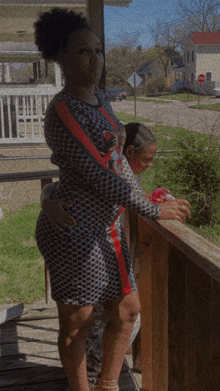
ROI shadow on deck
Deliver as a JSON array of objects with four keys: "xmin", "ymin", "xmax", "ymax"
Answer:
[{"xmin": 0, "ymin": 303, "xmax": 140, "ymax": 391}]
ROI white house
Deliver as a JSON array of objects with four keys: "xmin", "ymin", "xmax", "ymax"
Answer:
[{"xmin": 184, "ymin": 31, "xmax": 220, "ymax": 94}]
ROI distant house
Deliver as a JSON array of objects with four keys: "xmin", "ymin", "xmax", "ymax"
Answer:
[
  {"xmin": 137, "ymin": 49, "xmax": 183, "ymax": 89},
  {"xmin": 137, "ymin": 61, "xmax": 159, "ymax": 82},
  {"xmin": 184, "ymin": 31, "xmax": 220, "ymax": 94}
]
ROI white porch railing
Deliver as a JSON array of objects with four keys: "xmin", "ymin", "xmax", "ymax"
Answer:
[{"xmin": 0, "ymin": 85, "xmax": 60, "ymax": 144}]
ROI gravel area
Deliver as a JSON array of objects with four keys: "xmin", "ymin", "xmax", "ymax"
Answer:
[{"xmin": 111, "ymin": 98, "xmax": 220, "ymax": 136}]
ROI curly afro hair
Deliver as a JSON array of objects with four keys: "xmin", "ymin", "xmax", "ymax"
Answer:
[{"xmin": 34, "ymin": 8, "xmax": 91, "ymax": 61}]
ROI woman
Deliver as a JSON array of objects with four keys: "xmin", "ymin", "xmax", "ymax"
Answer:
[
  {"xmin": 40, "ymin": 122, "xmax": 158, "ymax": 230},
  {"xmin": 40, "ymin": 122, "xmax": 157, "ymax": 376},
  {"xmin": 34, "ymin": 9, "xmax": 191, "ymax": 391}
]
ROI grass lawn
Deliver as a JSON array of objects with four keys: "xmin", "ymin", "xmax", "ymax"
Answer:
[
  {"xmin": 0, "ymin": 203, "xmax": 45, "ymax": 305},
  {"xmin": 150, "ymin": 124, "xmax": 220, "ymax": 151},
  {"xmin": 114, "ymin": 111, "xmax": 152, "ymax": 123},
  {"xmin": 189, "ymin": 103, "xmax": 220, "ymax": 111},
  {"xmin": 126, "ymin": 96, "xmax": 168, "ymax": 104},
  {"xmin": 115, "ymin": 112, "xmax": 220, "ymax": 151},
  {"xmin": 156, "ymin": 93, "xmax": 208, "ymax": 102}
]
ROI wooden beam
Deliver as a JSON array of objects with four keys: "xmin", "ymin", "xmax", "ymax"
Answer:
[
  {"xmin": 0, "ymin": 170, "xmax": 59, "ymax": 183},
  {"xmin": 86, "ymin": 0, "xmax": 106, "ymax": 90},
  {"xmin": 138, "ymin": 217, "xmax": 169, "ymax": 391},
  {"xmin": 33, "ymin": 62, "xmax": 37, "ymax": 80},
  {"xmin": 139, "ymin": 218, "xmax": 220, "ymax": 285}
]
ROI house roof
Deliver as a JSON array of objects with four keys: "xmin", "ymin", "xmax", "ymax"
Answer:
[{"xmin": 190, "ymin": 31, "xmax": 220, "ymax": 45}]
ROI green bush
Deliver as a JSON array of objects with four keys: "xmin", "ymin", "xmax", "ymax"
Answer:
[
  {"xmin": 145, "ymin": 75, "xmax": 167, "ymax": 94},
  {"xmin": 163, "ymin": 150, "xmax": 220, "ymax": 227}
]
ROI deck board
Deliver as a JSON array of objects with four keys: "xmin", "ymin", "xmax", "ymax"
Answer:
[{"xmin": 0, "ymin": 308, "xmax": 139, "ymax": 391}]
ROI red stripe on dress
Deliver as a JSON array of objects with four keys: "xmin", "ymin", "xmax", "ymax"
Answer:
[
  {"xmin": 110, "ymin": 207, "xmax": 132, "ymax": 296},
  {"xmin": 55, "ymin": 101, "xmax": 108, "ymax": 169},
  {"xmin": 99, "ymin": 107, "xmax": 119, "ymax": 130},
  {"xmin": 56, "ymin": 101, "xmax": 131, "ymax": 294}
]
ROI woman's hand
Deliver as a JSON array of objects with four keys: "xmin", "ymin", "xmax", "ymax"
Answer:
[
  {"xmin": 159, "ymin": 198, "xmax": 191, "ymax": 223},
  {"xmin": 42, "ymin": 199, "xmax": 77, "ymax": 231}
]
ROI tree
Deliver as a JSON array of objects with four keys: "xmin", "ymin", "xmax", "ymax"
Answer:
[
  {"xmin": 139, "ymin": 46, "xmax": 169, "ymax": 78},
  {"xmin": 178, "ymin": 0, "xmax": 220, "ymax": 32},
  {"xmin": 140, "ymin": 20, "xmax": 183, "ymax": 79},
  {"xmin": 151, "ymin": 20, "xmax": 184, "ymax": 50},
  {"xmin": 150, "ymin": 0, "xmax": 220, "ymax": 59},
  {"xmin": 105, "ymin": 34, "xmax": 142, "ymax": 88}
]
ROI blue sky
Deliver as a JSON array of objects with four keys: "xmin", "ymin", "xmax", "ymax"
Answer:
[{"xmin": 104, "ymin": 0, "xmax": 179, "ymax": 48}]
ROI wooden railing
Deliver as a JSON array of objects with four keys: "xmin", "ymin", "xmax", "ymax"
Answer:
[
  {"xmin": 0, "ymin": 86, "xmax": 60, "ymax": 144},
  {"xmin": 1, "ymin": 170, "xmax": 220, "ymax": 391},
  {"xmin": 128, "ymin": 211, "xmax": 220, "ymax": 391}
]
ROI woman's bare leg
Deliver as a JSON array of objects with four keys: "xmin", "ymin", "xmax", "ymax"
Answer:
[
  {"xmin": 57, "ymin": 302, "xmax": 94, "ymax": 391},
  {"xmin": 99, "ymin": 290, "xmax": 140, "ymax": 387}
]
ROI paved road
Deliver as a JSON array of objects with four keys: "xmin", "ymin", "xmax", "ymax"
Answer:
[{"xmin": 111, "ymin": 98, "xmax": 220, "ymax": 136}]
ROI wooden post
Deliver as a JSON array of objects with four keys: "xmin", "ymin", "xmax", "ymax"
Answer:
[
  {"xmin": 33, "ymin": 62, "xmax": 37, "ymax": 80},
  {"xmin": 37, "ymin": 61, "xmax": 41, "ymax": 79},
  {"xmin": 45, "ymin": 60, "xmax": 48, "ymax": 78},
  {"xmin": 86, "ymin": 0, "xmax": 105, "ymax": 90},
  {"xmin": 168, "ymin": 245, "xmax": 186, "ymax": 391},
  {"xmin": 128, "ymin": 211, "xmax": 142, "ymax": 368},
  {"xmin": 138, "ymin": 217, "xmax": 169, "ymax": 391},
  {"xmin": 5, "ymin": 63, "xmax": 10, "ymax": 83},
  {"xmin": 2, "ymin": 62, "xmax": 5, "ymax": 83},
  {"xmin": 54, "ymin": 63, "xmax": 62, "ymax": 89}
]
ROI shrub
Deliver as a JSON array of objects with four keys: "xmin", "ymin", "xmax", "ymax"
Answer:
[
  {"xmin": 145, "ymin": 75, "xmax": 167, "ymax": 94},
  {"xmin": 163, "ymin": 149, "xmax": 220, "ymax": 227}
]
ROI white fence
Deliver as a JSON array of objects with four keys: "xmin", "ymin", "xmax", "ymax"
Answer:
[{"xmin": 0, "ymin": 85, "xmax": 60, "ymax": 144}]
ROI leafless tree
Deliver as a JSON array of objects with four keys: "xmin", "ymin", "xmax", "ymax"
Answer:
[
  {"xmin": 150, "ymin": 0, "xmax": 220, "ymax": 59},
  {"xmin": 177, "ymin": 0, "xmax": 220, "ymax": 32},
  {"xmin": 105, "ymin": 34, "xmax": 142, "ymax": 87}
]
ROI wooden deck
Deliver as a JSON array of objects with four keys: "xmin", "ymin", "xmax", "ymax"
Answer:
[{"xmin": 0, "ymin": 303, "xmax": 140, "ymax": 391}]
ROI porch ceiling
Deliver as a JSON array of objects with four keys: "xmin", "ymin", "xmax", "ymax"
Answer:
[
  {"xmin": 0, "ymin": 0, "xmax": 132, "ymax": 42},
  {"xmin": 0, "ymin": 0, "xmax": 132, "ymax": 63}
]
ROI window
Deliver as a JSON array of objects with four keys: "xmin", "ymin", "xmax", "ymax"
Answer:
[
  {"xmin": 187, "ymin": 50, "xmax": 189, "ymax": 62},
  {"xmin": 191, "ymin": 73, "xmax": 194, "ymax": 81},
  {"xmin": 192, "ymin": 50, "xmax": 194, "ymax": 61},
  {"xmin": 206, "ymin": 72, "xmax": 212, "ymax": 81}
]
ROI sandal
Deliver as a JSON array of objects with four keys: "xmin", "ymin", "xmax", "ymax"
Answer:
[{"xmin": 90, "ymin": 378, "xmax": 119, "ymax": 391}]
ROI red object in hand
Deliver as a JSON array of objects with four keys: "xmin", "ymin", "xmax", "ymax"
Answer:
[{"xmin": 149, "ymin": 187, "xmax": 175, "ymax": 204}]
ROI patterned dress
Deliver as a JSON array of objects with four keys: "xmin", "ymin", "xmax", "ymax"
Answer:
[{"xmin": 35, "ymin": 89, "xmax": 161, "ymax": 306}]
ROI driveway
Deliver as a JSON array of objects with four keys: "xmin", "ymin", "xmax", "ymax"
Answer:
[{"xmin": 111, "ymin": 98, "xmax": 220, "ymax": 136}]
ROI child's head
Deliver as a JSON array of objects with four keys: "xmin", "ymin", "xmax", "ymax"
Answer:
[{"xmin": 124, "ymin": 122, "xmax": 157, "ymax": 175}]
